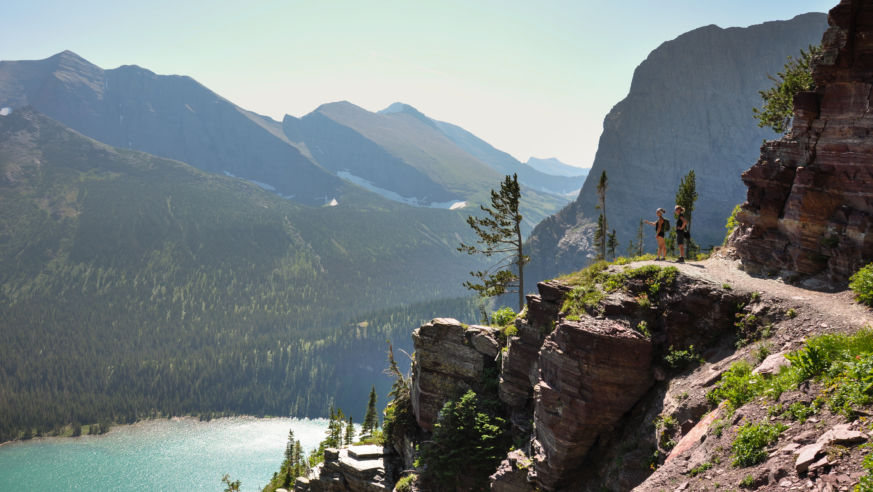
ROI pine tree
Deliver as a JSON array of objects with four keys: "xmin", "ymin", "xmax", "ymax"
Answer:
[
  {"xmin": 284, "ymin": 428, "xmax": 296, "ymax": 464},
  {"xmin": 593, "ymin": 215, "xmax": 605, "ymax": 261},
  {"xmin": 458, "ymin": 174, "xmax": 528, "ymax": 310},
  {"xmin": 344, "ymin": 416, "xmax": 354, "ymax": 446},
  {"xmin": 607, "ymin": 229, "xmax": 617, "ymax": 261},
  {"xmin": 361, "ymin": 385, "xmax": 379, "ymax": 437},
  {"xmin": 753, "ymin": 45, "xmax": 820, "ymax": 133},
  {"xmin": 674, "ymin": 170, "xmax": 699, "ymax": 256},
  {"xmin": 596, "ymin": 171, "xmax": 609, "ymax": 261}
]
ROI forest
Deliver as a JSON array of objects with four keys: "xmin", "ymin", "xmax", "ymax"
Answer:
[{"xmin": 0, "ymin": 109, "xmax": 485, "ymax": 442}]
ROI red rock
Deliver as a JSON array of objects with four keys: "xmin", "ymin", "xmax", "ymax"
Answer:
[
  {"xmin": 665, "ymin": 408, "xmax": 722, "ymax": 463},
  {"xmin": 730, "ymin": 0, "xmax": 873, "ymax": 282},
  {"xmin": 530, "ymin": 318, "xmax": 654, "ymax": 490}
]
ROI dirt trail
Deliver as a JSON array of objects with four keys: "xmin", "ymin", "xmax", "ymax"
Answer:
[{"xmin": 638, "ymin": 255, "xmax": 873, "ymax": 333}]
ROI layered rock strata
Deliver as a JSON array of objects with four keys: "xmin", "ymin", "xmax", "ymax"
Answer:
[
  {"xmin": 498, "ymin": 281, "xmax": 567, "ymax": 435},
  {"xmin": 408, "ymin": 265, "xmax": 746, "ymax": 490},
  {"xmin": 296, "ymin": 445, "xmax": 395, "ymax": 492},
  {"xmin": 531, "ymin": 319, "xmax": 654, "ymax": 490},
  {"xmin": 410, "ymin": 318, "xmax": 501, "ymax": 431},
  {"xmin": 731, "ymin": 0, "xmax": 873, "ymax": 282}
]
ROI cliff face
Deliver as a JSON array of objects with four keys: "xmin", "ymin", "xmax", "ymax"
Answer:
[
  {"xmin": 527, "ymin": 13, "xmax": 828, "ymax": 283},
  {"xmin": 730, "ymin": 0, "xmax": 873, "ymax": 283},
  {"xmin": 407, "ymin": 264, "xmax": 748, "ymax": 490}
]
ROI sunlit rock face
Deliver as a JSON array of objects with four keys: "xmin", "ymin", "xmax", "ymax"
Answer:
[{"xmin": 731, "ymin": 0, "xmax": 873, "ymax": 283}]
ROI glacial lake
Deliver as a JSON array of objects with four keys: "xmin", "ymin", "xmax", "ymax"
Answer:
[{"xmin": 0, "ymin": 416, "xmax": 329, "ymax": 491}]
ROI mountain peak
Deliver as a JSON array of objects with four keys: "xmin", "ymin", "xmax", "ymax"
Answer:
[{"xmin": 379, "ymin": 102, "xmax": 435, "ymax": 128}]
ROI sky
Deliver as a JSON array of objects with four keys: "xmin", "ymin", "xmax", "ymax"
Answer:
[{"xmin": 1, "ymin": 0, "xmax": 835, "ymax": 169}]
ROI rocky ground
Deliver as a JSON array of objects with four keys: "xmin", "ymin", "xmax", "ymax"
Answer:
[{"xmin": 631, "ymin": 251, "xmax": 873, "ymax": 492}]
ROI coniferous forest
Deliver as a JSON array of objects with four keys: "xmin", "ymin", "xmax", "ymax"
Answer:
[{"xmin": 0, "ymin": 108, "xmax": 483, "ymax": 442}]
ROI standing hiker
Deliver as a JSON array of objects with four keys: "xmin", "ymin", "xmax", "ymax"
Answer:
[
  {"xmin": 643, "ymin": 208, "xmax": 668, "ymax": 261},
  {"xmin": 675, "ymin": 205, "xmax": 689, "ymax": 263}
]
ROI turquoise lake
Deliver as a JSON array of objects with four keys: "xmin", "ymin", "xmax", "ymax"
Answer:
[{"xmin": 0, "ymin": 417, "xmax": 329, "ymax": 491}]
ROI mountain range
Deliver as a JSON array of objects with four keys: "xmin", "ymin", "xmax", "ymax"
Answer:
[
  {"xmin": 527, "ymin": 12, "xmax": 829, "ymax": 281},
  {"xmin": 0, "ymin": 51, "xmax": 580, "ymax": 229}
]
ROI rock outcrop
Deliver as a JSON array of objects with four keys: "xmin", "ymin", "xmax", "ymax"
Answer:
[
  {"xmin": 408, "ymin": 264, "xmax": 748, "ymax": 490},
  {"xmin": 527, "ymin": 13, "xmax": 828, "ymax": 283},
  {"xmin": 295, "ymin": 445, "xmax": 396, "ymax": 492},
  {"xmin": 730, "ymin": 0, "xmax": 873, "ymax": 283},
  {"xmin": 410, "ymin": 318, "xmax": 501, "ymax": 431},
  {"xmin": 531, "ymin": 319, "xmax": 654, "ymax": 490}
]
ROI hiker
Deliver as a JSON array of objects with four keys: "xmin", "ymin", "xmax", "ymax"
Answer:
[
  {"xmin": 675, "ymin": 205, "xmax": 689, "ymax": 263},
  {"xmin": 643, "ymin": 208, "xmax": 668, "ymax": 261}
]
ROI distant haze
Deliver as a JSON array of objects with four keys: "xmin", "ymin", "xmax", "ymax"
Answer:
[{"xmin": 0, "ymin": 0, "xmax": 833, "ymax": 168}]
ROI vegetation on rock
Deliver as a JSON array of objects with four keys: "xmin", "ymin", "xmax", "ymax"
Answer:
[
  {"xmin": 753, "ymin": 44, "xmax": 820, "ymax": 134},
  {"xmin": 415, "ymin": 389, "xmax": 511, "ymax": 491},
  {"xmin": 708, "ymin": 328, "xmax": 873, "ymax": 417},
  {"xmin": 850, "ymin": 263, "xmax": 873, "ymax": 308},
  {"xmin": 731, "ymin": 420, "xmax": 787, "ymax": 467}
]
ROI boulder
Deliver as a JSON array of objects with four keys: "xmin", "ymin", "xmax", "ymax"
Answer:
[{"xmin": 753, "ymin": 352, "xmax": 791, "ymax": 375}]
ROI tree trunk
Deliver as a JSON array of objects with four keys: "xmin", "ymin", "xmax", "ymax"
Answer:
[{"xmin": 516, "ymin": 224, "xmax": 524, "ymax": 311}]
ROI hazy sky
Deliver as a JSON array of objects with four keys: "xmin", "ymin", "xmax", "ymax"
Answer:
[{"xmin": 2, "ymin": 0, "xmax": 834, "ymax": 168}]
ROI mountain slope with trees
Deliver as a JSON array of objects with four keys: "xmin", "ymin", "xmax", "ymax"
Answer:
[{"xmin": 0, "ymin": 107, "xmax": 483, "ymax": 441}]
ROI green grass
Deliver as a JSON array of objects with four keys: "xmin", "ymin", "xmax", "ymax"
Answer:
[
  {"xmin": 558, "ymin": 261, "xmax": 679, "ymax": 319},
  {"xmin": 708, "ymin": 328, "xmax": 873, "ymax": 418}
]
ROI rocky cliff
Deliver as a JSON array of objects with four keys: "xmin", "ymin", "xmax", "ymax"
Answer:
[
  {"xmin": 730, "ymin": 0, "xmax": 873, "ymax": 283},
  {"xmin": 528, "ymin": 13, "xmax": 828, "ymax": 282},
  {"xmin": 395, "ymin": 256, "xmax": 873, "ymax": 491}
]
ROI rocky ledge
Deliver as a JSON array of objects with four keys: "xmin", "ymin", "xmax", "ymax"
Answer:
[{"xmin": 295, "ymin": 445, "xmax": 396, "ymax": 492}]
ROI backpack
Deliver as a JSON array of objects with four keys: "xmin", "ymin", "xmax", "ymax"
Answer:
[{"xmin": 662, "ymin": 219, "xmax": 670, "ymax": 232}]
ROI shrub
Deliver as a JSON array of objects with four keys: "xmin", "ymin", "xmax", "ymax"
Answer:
[
  {"xmin": 724, "ymin": 204, "xmax": 742, "ymax": 244},
  {"xmin": 732, "ymin": 421, "xmax": 787, "ymax": 467},
  {"xmin": 827, "ymin": 352, "xmax": 873, "ymax": 416},
  {"xmin": 850, "ymin": 263, "xmax": 873, "ymax": 307},
  {"xmin": 689, "ymin": 461, "xmax": 713, "ymax": 477},
  {"xmin": 859, "ymin": 446, "xmax": 873, "ymax": 491},
  {"xmin": 664, "ymin": 345, "xmax": 701, "ymax": 370},
  {"xmin": 416, "ymin": 390, "xmax": 511, "ymax": 490},
  {"xmin": 635, "ymin": 320, "xmax": 651, "ymax": 338},
  {"xmin": 395, "ymin": 475, "xmax": 416, "ymax": 492},
  {"xmin": 491, "ymin": 307, "xmax": 516, "ymax": 327},
  {"xmin": 739, "ymin": 474, "xmax": 756, "ymax": 488},
  {"xmin": 707, "ymin": 361, "xmax": 763, "ymax": 410}
]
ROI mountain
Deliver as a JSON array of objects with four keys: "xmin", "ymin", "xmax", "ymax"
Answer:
[
  {"xmin": 283, "ymin": 101, "xmax": 574, "ymax": 229},
  {"xmin": 525, "ymin": 157, "xmax": 588, "ymax": 178},
  {"xmin": 0, "ymin": 50, "xmax": 343, "ymax": 206},
  {"xmin": 0, "ymin": 107, "xmax": 487, "ymax": 439},
  {"xmin": 527, "ymin": 12, "xmax": 829, "ymax": 282},
  {"xmin": 0, "ymin": 52, "xmax": 579, "ymax": 230}
]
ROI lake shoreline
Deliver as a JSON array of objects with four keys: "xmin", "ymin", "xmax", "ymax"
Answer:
[{"xmin": 0, "ymin": 415, "xmax": 331, "ymax": 491}]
